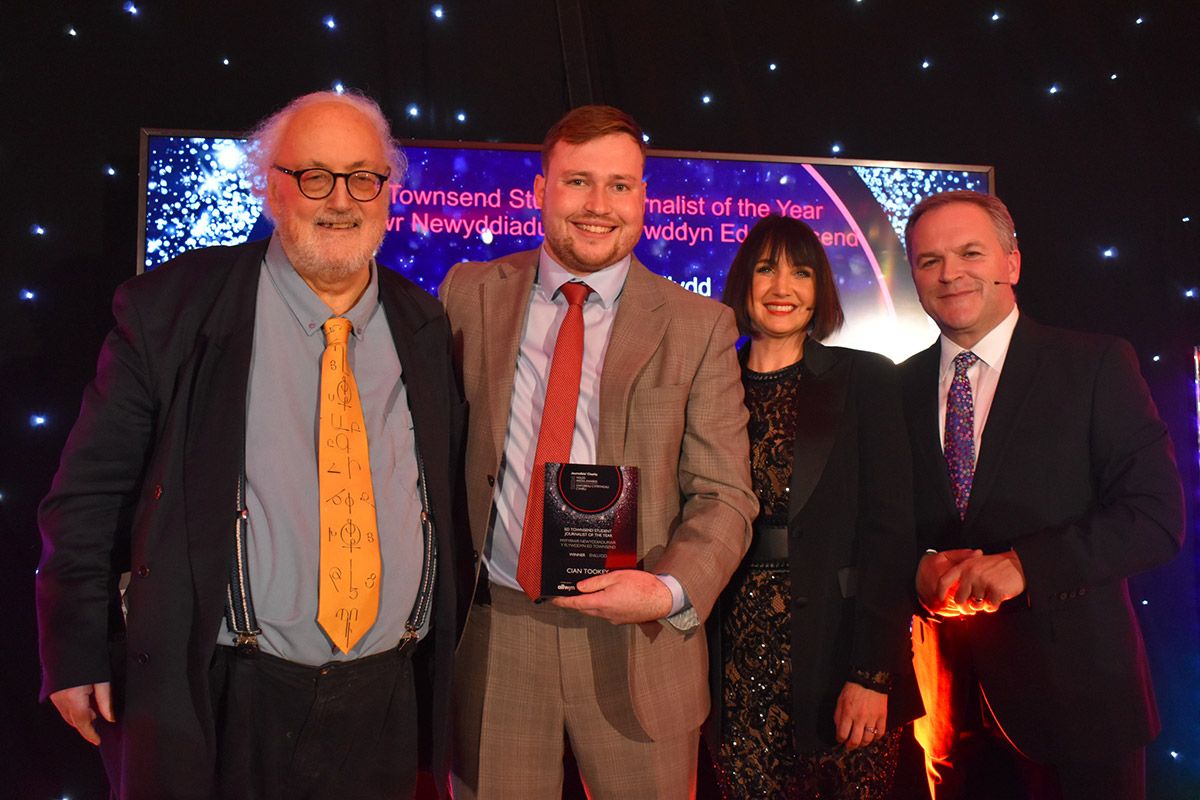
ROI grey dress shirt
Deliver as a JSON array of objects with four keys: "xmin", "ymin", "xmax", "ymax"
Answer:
[{"xmin": 231, "ymin": 235, "xmax": 425, "ymax": 665}]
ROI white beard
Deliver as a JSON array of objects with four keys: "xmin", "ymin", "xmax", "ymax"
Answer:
[{"xmin": 275, "ymin": 211, "xmax": 387, "ymax": 284}]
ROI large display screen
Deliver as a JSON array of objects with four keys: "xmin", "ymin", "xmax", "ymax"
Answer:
[{"xmin": 139, "ymin": 132, "xmax": 992, "ymax": 361}]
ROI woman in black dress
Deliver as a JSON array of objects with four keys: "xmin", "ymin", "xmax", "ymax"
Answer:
[{"xmin": 709, "ymin": 215, "xmax": 923, "ymax": 799}]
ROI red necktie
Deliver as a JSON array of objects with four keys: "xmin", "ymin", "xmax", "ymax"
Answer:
[{"xmin": 517, "ymin": 281, "xmax": 592, "ymax": 600}]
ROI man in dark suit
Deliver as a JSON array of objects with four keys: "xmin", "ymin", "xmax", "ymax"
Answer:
[
  {"xmin": 36, "ymin": 91, "xmax": 467, "ymax": 800},
  {"xmin": 899, "ymin": 190, "xmax": 1184, "ymax": 800},
  {"xmin": 440, "ymin": 105, "xmax": 756, "ymax": 798}
]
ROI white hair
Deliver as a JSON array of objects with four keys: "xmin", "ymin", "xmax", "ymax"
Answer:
[{"xmin": 244, "ymin": 90, "xmax": 406, "ymax": 217}]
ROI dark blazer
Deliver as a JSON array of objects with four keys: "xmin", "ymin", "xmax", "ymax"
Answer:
[
  {"xmin": 36, "ymin": 238, "xmax": 469, "ymax": 800},
  {"xmin": 900, "ymin": 315, "xmax": 1185, "ymax": 764},
  {"xmin": 711, "ymin": 340, "xmax": 923, "ymax": 753}
]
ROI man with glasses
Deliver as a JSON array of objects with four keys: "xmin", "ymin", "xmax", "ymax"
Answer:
[{"xmin": 36, "ymin": 90, "xmax": 467, "ymax": 799}]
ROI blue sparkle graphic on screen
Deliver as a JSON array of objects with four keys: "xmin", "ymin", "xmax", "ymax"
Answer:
[
  {"xmin": 854, "ymin": 167, "xmax": 988, "ymax": 252},
  {"xmin": 141, "ymin": 136, "xmax": 991, "ymax": 360},
  {"xmin": 143, "ymin": 137, "xmax": 263, "ymax": 269}
]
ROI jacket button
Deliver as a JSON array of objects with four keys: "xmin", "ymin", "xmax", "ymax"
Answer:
[
  {"xmin": 1078, "ymin": 587, "xmax": 1087, "ymax": 597},
  {"xmin": 135, "ymin": 652, "xmax": 150, "ymax": 665},
  {"xmin": 153, "ymin": 484, "xmax": 163, "ymax": 500},
  {"xmin": 472, "ymin": 550, "xmax": 480, "ymax": 563},
  {"xmin": 137, "ymin": 565, "xmax": 150, "ymax": 578},
  {"xmin": 1058, "ymin": 592, "xmax": 1069, "ymax": 601},
  {"xmin": 487, "ymin": 475, "xmax": 495, "ymax": 487}
]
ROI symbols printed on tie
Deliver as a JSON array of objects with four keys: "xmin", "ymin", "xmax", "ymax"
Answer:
[{"xmin": 317, "ymin": 318, "xmax": 381, "ymax": 653}]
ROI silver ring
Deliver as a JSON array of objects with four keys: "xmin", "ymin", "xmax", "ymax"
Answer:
[
  {"xmin": 864, "ymin": 726, "xmax": 880, "ymax": 734},
  {"xmin": 970, "ymin": 596, "xmax": 984, "ymax": 603}
]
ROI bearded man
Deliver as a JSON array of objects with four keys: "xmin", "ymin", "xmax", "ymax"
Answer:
[{"xmin": 36, "ymin": 91, "xmax": 467, "ymax": 800}]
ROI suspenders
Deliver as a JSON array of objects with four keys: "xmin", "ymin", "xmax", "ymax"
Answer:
[
  {"xmin": 224, "ymin": 465, "xmax": 261, "ymax": 653},
  {"xmin": 224, "ymin": 445, "xmax": 439, "ymax": 656}
]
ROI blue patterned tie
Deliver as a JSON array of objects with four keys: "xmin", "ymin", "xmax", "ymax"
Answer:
[{"xmin": 945, "ymin": 351, "xmax": 979, "ymax": 519}]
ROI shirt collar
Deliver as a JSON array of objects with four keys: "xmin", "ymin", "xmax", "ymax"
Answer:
[
  {"xmin": 535, "ymin": 245, "xmax": 630, "ymax": 309},
  {"xmin": 264, "ymin": 233, "xmax": 381, "ymax": 339},
  {"xmin": 938, "ymin": 305, "xmax": 1020, "ymax": 378}
]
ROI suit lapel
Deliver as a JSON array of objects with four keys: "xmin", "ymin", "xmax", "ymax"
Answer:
[
  {"xmin": 786, "ymin": 341, "xmax": 848, "ymax": 524},
  {"xmin": 480, "ymin": 252, "xmax": 537, "ymax": 465},
  {"xmin": 965, "ymin": 316, "xmax": 1041, "ymax": 526},
  {"xmin": 907, "ymin": 342, "xmax": 958, "ymax": 520},
  {"xmin": 597, "ymin": 258, "xmax": 668, "ymax": 465},
  {"xmin": 183, "ymin": 242, "xmax": 264, "ymax": 625},
  {"xmin": 379, "ymin": 271, "xmax": 442, "ymax": 471}
]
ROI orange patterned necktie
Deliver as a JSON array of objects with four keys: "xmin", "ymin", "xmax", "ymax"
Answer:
[
  {"xmin": 517, "ymin": 281, "xmax": 592, "ymax": 600},
  {"xmin": 317, "ymin": 317, "xmax": 381, "ymax": 653}
]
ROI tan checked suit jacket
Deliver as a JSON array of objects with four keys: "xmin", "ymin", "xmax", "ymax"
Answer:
[{"xmin": 439, "ymin": 249, "xmax": 756, "ymax": 739}]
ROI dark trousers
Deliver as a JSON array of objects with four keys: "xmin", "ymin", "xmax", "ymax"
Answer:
[
  {"xmin": 912, "ymin": 616, "xmax": 1145, "ymax": 800},
  {"xmin": 1016, "ymin": 748, "xmax": 1145, "ymax": 800},
  {"xmin": 209, "ymin": 644, "xmax": 418, "ymax": 800}
]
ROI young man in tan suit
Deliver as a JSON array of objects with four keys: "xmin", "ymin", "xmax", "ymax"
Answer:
[{"xmin": 440, "ymin": 105, "xmax": 756, "ymax": 798}]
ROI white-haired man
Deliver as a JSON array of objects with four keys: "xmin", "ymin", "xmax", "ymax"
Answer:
[{"xmin": 37, "ymin": 91, "xmax": 467, "ymax": 800}]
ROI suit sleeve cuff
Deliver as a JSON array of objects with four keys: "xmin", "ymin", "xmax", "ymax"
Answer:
[
  {"xmin": 655, "ymin": 573, "xmax": 700, "ymax": 630},
  {"xmin": 656, "ymin": 573, "xmax": 688, "ymax": 616}
]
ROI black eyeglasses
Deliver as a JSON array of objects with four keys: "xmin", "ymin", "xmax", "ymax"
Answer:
[{"xmin": 273, "ymin": 165, "xmax": 390, "ymax": 201}]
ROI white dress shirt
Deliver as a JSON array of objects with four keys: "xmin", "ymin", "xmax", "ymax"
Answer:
[
  {"xmin": 486, "ymin": 247, "xmax": 628, "ymax": 588},
  {"xmin": 937, "ymin": 305, "xmax": 1020, "ymax": 459},
  {"xmin": 485, "ymin": 247, "xmax": 687, "ymax": 614}
]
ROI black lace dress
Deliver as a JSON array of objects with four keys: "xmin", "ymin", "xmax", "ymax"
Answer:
[{"xmin": 713, "ymin": 359, "xmax": 901, "ymax": 799}]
